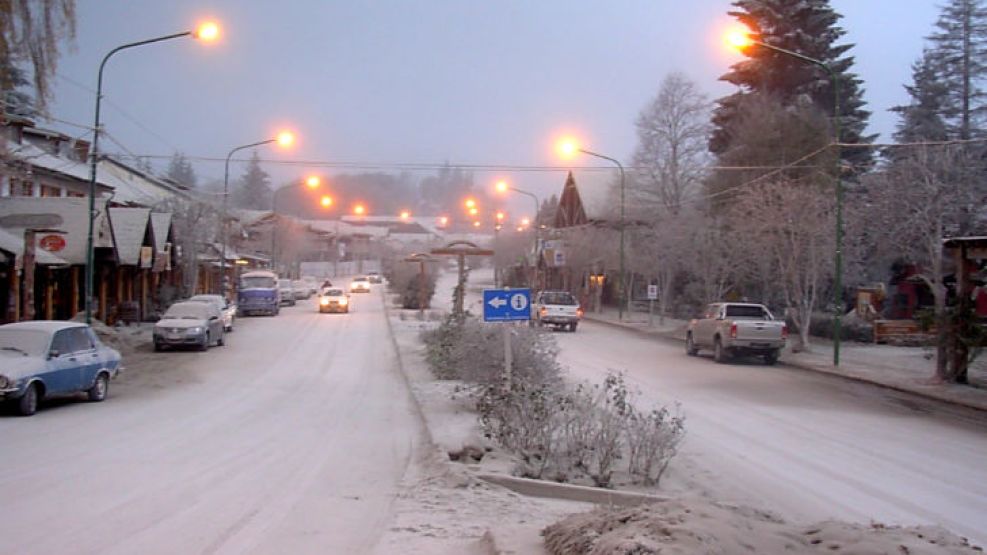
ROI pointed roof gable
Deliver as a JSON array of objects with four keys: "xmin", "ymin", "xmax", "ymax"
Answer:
[{"xmin": 554, "ymin": 171, "xmax": 588, "ymax": 228}]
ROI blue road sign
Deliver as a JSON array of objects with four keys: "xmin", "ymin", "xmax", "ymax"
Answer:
[{"xmin": 483, "ymin": 288, "xmax": 531, "ymax": 322}]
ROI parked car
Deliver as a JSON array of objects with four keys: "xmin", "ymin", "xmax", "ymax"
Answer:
[
  {"xmin": 686, "ymin": 302, "xmax": 788, "ymax": 365},
  {"xmin": 367, "ymin": 271, "xmax": 383, "ymax": 284},
  {"xmin": 238, "ymin": 270, "xmax": 279, "ymax": 316},
  {"xmin": 533, "ymin": 290, "xmax": 582, "ymax": 331},
  {"xmin": 291, "ymin": 279, "xmax": 311, "ymax": 300},
  {"xmin": 318, "ymin": 287, "xmax": 350, "ymax": 313},
  {"xmin": 0, "ymin": 321, "xmax": 122, "ymax": 416},
  {"xmin": 153, "ymin": 301, "xmax": 225, "ymax": 351},
  {"xmin": 301, "ymin": 276, "xmax": 320, "ymax": 296},
  {"xmin": 188, "ymin": 294, "xmax": 236, "ymax": 332},
  {"xmin": 350, "ymin": 276, "xmax": 371, "ymax": 293},
  {"xmin": 277, "ymin": 279, "xmax": 297, "ymax": 306}
]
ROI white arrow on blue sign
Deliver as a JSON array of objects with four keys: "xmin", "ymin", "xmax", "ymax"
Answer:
[{"xmin": 483, "ymin": 288, "xmax": 531, "ymax": 322}]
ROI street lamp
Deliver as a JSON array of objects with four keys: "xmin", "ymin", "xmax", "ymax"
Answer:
[
  {"xmin": 84, "ymin": 21, "xmax": 220, "ymax": 324},
  {"xmin": 353, "ymin": 203, "xmax": 367, "ymax": 216},
  {"xmin": 556, "ymin": 137, "xmax": 627, "ymax": 320},
  {"xmin": 400, "ymin": 210, "xmax": 411, "ymax": 220},
  {"xmin": 494, "ymin": 180, "xmax": 541, "ymax": 289},
  {"xmin": 220, "ymin": 130, "xmax": 294, "ymax": 296},
  {"xmin": 727, "ymin": 27, "xmax": 844, "ymax": 366},
  {"xmin": 271, "ymin": 174, "xmax": 322, "ymax": 273}
]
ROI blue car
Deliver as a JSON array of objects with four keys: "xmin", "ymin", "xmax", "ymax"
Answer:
[{"xmin": 0, "ymin": 321, "xmax": 122, "ymax": 416}]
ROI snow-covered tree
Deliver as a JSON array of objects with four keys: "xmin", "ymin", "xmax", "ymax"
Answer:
[
  {"xmin": 0, "ymin": 61, "xmax": 35, "ymax": 117},
  {"xmin": 166, "ymin": 152, "xmax": 197, "ymax": 189},
  {"xmin": 631, "ymin": 72, "xmax": 711, "ymax": 215},
  {"xmin": 927, "ymin": 0, "xmax": 987, "ymax": 140},
  {"xmin": 232, "ymin": 151, "xmax": 272, "ymax": 210},
  {"xmin": 891, "ymin": 50, "xmax": 950, "ymax": 143},
  {"xmin": 710, "ymin": 0, "xmax": 873, "ymax": 171},
  {"xmin": 0, "ymin": 0, "xmax": 75, "ymax": 110}
]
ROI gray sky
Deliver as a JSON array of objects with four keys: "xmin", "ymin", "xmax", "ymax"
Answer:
[{"xmin": 48, "ymin": 1, "xmax": 940, "ymax": 218}]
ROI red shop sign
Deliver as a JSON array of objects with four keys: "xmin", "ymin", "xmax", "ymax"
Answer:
[{"xmin": 39, "ymin": 234, "xmax": 67, "ymax": 252}]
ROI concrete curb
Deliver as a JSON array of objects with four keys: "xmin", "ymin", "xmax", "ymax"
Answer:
[
  {"xmin": 583, "ymin": 315, "xmax": 987, "ymax": 413},
  {"xmin": 477, "ymin": 473, "xmax": 668, "ymax": 508}
]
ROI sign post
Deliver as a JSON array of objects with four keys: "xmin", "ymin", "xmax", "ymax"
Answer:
[
  {"xmin": 647, "ymin": 284, "xmax": 658, "ymax": 327},
  {"xmin": 483, "ymin": 288, "xmax": 531, "ymax": 390}
]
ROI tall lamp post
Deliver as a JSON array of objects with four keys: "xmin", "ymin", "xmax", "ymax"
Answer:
[
  {"xmin": 495, "ymin": 181, "xmax": 541, "ymax": 288},
  {"xmin": 221, "ymin": 132, "xmax": 294, "ymax": 295},
  {"xmin": 727, "ymin": 29, "xmax": 843, "ymax": 366},
  {"xmin": 556, "ymin": 140, "xmax": 626, "ymax": 321},
  {"xmin": 84, "ymin": 22, "xmax": 219, "ymax": 324}
]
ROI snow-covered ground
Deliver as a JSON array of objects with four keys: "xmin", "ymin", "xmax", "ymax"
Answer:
[
  {"xmin": 0, "ymin": 283, "xmax": 426, "ymax": 554},
  {"xmin": 454, "ymin": 267, "xmax": 987, "ymax": 548}
]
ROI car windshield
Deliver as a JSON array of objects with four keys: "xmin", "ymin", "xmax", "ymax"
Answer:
[
  {"xmin": 0, "ymin": 329, "xmax": 49, "ymax": 356},
  {"xmin": 353, "ymin": 277, "xmax": 368, "ymax": 282},
  {"xmin": 163, "ymin": 303, "xmax": 210, "ymax": 320},
  {"xmin": 725, "ymin": 305, "xmax": 771, "ymax": 319},
  {"xmin": 324, "ymin": 288, "xmax": 345, "ymax": 296},
  {"xmin": 190, "ymin": 295, "xmax": 222, "ymax": 306},
  {"xmin": 241, "ymin": 276, "xmax": 275, "ymax": 289},
  {"xmin": 541, "ymin": 292, "xmax": 577, "ymax": 305},
  {"xmin": 278, "ymin": 280, "xmax": 292, "ymax": 288}
]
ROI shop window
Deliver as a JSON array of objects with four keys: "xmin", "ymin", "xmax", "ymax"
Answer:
[{"xmin": 40, "ymin": 184, "xmax": 62, "ymax": 197}]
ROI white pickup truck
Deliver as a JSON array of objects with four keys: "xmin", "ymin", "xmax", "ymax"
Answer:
[
  {"xmin": 533, "ymin": 290, "xmax": 583, "ymax": 332},
  {"xmin": 686, "ymin": 302, "xmax": 787, "ymax": 365}
]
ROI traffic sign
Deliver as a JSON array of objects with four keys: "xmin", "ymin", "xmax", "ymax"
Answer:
[
  {"xmin": 483, "ymin": 288, "xmax": 531, "ymax": 322},
  {"xmin": 647, "ymin": 284, "xmax": 658, "ymax": 300}
]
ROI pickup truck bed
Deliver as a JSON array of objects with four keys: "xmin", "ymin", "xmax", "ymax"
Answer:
[{"xmin": 686, "ymin": 302, "xmax": 787, "ymax": 364}]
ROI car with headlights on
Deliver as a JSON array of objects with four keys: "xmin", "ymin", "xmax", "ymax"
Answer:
[
  {"xmin": 350, "ymin": 276, "xmax": 371, "ymax": 293},
  {"xmin": 0, "ymin": 321, "xmax": 122, "ymax": 416},
  {"xmin": 318, "ymin": 287, "xmax": 350, "ymax": 313},
  {"xmin": 188, "ymin": 294, "xmax": 236, "ymax": 332},
  {"xmin": 153, "ymin": 301, "xmax": 225, "ymax": 351}
]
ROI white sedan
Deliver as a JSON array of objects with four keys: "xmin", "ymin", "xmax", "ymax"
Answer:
[{"xmin": 188, "ymin": 294, "xmax": 236, "ymax": 332}]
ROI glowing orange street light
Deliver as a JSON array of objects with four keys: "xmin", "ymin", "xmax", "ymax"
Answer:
[
  {"xmin": 465, "ymin": 198, "xmax": 476, "ymax": 209},
  {"xmin": 724, "ymin": 26, "xmax": 754, "ymax": 50},
  {"xmin": 400, "ymin": 210, "xmax": 411, "ymax": 220},
  {"xmin": 521, "ymin": 217, "xmax": 531, "ymax": 226},
  {"xmin": 276, "ymin": 131, "xmax": 295, "ymax": 148},
  {"xmin": 473, "ymin": 221, "xmax": 481, "ymax": 228},
  {"xmin": 469, "ymin": 207, "xmax": 478, "ymax": 216},
  {"xmin": 439, "ymin": 216, "xmax": 449, "ymax": 226},
  {"xmin": 194, "ymin": 21, "xmax": 221, "ymax": 42},
  {"xmin": 353, "ymin": 203, "xmax": 366, "ymax": 216},
  {"xmin": 305, "ymin": 175, "xmax": 321, "ymax": 188},
  {"xmin": 320, "ymin": 195, "xmax": 333, "ymax": 208},
  {"xmin": 496, "ymin": 211, "xmax": 505, "ymax": 222},
  {"xmin": 495, "ymin": 180, "xmax": 509, "ymax": 193},
  {"xmin": 556, "ymin": 136, "xmax": 580, "ymax": 160}
]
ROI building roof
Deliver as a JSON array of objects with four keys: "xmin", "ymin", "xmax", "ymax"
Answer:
[
  {"xmin": 305, "ymin": 219, "xmax": 390, "ymax": 238},
  {"xmin": 557, "ymin": 169, "xmax": 619, "ymax": 224},
  {"xmin": 0, "ymin": 227, "xmax": 68, "ymax": 265},
  {"xmin": 149, "ymin": 212, "xmax": 173, "ymax": 252},
  {"xmin": 109, "ymin": 207, "xmax": 151, "ymax": 266},
  {"xmin": 0, "ymin": 197, "xmax": 113, "ymax": 264},
  {"xmin": 98, "ymin": 157, "xmax": 191, "ymax": 207}
]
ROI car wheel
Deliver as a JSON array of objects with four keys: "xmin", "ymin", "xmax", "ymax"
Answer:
[
  {"xmin": 686, "ymin": 334, "xmax": 699, "ymax": 356},
  {"xmin": 154, "ymin": 341, "xmax": 163, "ymax": 352},
  {"xmin": 764, "ymin": 349, "xmax": 780, "ymax": 366},
  {"xmin": 713, "ymin": 338, "xmax": 729, "ymax": 364},
  {"xmin": 569, "ymin": 322, "xmax": 578, "ymax": 332},
  {"xmin": 200, "ymin": 334, "xmax": 210, "ymax": 351},
  {"xmin": 87, "ymin": 373, "xmax": 109, "ymax": 402},
  {"xmin": 217, "ymin": 333, "xmax": 225, "ymax": 347},
  {"xmin": 17, "ymin": 383, "xmax": 39, "ymax": 416}
]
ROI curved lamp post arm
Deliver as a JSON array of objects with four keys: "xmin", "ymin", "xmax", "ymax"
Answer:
[{"xmin": 84, "ymin": 30, "xmax": 194, "ymax": 324}]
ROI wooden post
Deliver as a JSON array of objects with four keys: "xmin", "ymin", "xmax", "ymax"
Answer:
[
  {"xmin": 99, "ymin": 270, "xmax": 108, "ymax": 323},
  {"xmin": 12, "ymin": 267, "xmax": 20, "ymax": 322},
  {"xmin": 71, "ymin": 266, "xmax": 80, "ymax": 318},
  {"xmin": 45, "ymin": 269, "xmax": 54, "ymax": 320},
  {"xmin": 22, "ymin": 230, "xmax": 36, "ymax": 320},
  {"xmin": 503, "ymin": 325, "xmax": 513, "ymax": 391}
]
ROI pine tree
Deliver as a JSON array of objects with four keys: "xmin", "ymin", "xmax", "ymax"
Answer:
[
  {"xmin": 166, "ymin": 151, "xmax": 197, "ymax": 188},
  {"xmin": 891, "ymin": 50, "xmax": 949, "ymax": 143},
  {"xmin": 233, "ymin": 151, "xmax": 272, "ymax": 210},
  {"xmin": 926, "ymin": 0, "xmax": 987, "ymax": 139},
  {"xmin": 710, "ymin": 0, "xmax": 873, "ymax": 171},
  {"xmin": 0, "ymin": 60, "xmax": 35, "ymax": 117}
]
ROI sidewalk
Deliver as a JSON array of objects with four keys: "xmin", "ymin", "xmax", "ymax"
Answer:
[{"xmin": 582, "ymin": 307, "xmax": 987, "ymax": 413}]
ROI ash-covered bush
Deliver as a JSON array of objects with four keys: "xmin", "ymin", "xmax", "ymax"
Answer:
[
  {"xmin": 386, "ymin": 261, "xmax": 437, "ymax": 309},
  {"xmin": 421, "ymin": 314, "xmax": 561, "ymax": 384},
  {"xmin": 807, "ymin": 311, "xmax": 873, "ymax": 343},
  {"xmin": 477, "ymin": 372, "xmax": 685, "ymax": 488}
]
